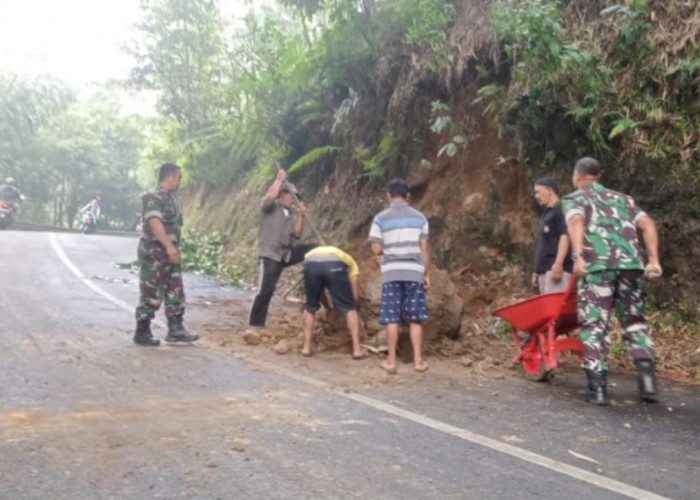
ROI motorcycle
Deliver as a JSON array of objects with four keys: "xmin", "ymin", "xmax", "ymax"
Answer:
[
  {"xmin": 80, "ymin": 212, "xmax": 98, "ymax": 234},
  {"xmin": 0, "ymin": 201, "xmax": 17, "ymax": 230}
]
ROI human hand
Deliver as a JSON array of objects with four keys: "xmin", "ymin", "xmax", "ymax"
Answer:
[
  {"xmin": 166, "ymin": 245, "xmax": 181, "ymax": 264},
  {"xmin": 550, "ymin": 263, "xmax": 563, "ymax": 282},
  {"xmin": 424, "ymin": 274, "xmax": 431, "ymax": 290},
  {"xmin": 296, "ymin": 202, "xmax": 307, "ymax": 215},
  {"xmin": 276, "ymin": 169, "xmax": 287, "ymax": 183},
  {"xmin": 644, "ymin": 263, "xmax": 662, "ymax": 280},
  {"xmin": 531, "ymin": 272, "xmax": 538, "ymax": 288},
  {"xmin": 573, "ymin": 256, "xmax": 587, "ymax": 277}
]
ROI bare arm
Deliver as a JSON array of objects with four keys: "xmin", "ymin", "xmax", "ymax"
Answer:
[
  {"xmin": 420, "ymin": 238, "xmax": 431, "ymax": 289},
  {"xmin": 636, "ymin": 216, "xmax": 659, "ymax": 266},
  {"xmin": 350, "ymin": 275, "xmax": 360, "ymax": 306},
  {"xmin": 550, "ymin": 234, "xmax": 570, "ymax": 281},
  {"xmin": 637, "ymin": 215, "xmax": 662, "ymax": 279},
  {"xmin": 554, "ymin": 235, "xmax": 569, "ymax": 267},
  {"xmin": 148, "ymin": 217, "xmax": 180, "ymax": 264},
  {"xmin": 263, "ymin": 169, "xmax": 287, "ymax": 208}
]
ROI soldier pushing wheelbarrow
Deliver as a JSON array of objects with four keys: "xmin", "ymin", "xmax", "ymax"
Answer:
[{"xmin": 496, "ymin": 157, "xmax": 662, "ymax": 406}]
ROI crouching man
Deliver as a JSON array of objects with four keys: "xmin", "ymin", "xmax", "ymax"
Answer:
[{"xmin": 301, "ymin": 246, "xmax": 368, "ymax": 360}]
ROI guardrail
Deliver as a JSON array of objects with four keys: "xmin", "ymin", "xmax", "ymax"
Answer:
[{"xmin": 14, "ymin": 222, "xmax": 138, "ymax": 238}]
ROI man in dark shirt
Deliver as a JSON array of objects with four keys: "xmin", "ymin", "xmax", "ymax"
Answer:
[
  {"xmin": 532, "ymin": 177, "xmax": 573, "ymax": 294},
  {"xmin": 248, "ymin": 169, "xmax": 316, "ymax": 328}
]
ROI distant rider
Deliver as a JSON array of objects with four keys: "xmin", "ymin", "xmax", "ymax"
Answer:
[
  {"xmin": 80, "ymin": 195, "xmax": 102, "ymax": 224},
  {"xmin": 0, "ymin": 177, "xmax": 22, "ymax": 210}
]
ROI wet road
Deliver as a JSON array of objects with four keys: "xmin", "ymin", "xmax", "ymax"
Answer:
[{"xmin": 0, "ymin": 231, "xmax": 698, "ymax": 499}]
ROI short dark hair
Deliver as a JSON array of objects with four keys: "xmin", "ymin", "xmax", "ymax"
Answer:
[
  {"xmin": 158, "ymin": 163, "xmax": 181, "ymax": 182},
  {"xmin": 535, "ymin": 176, "xmax": 559, "ymax": 195},
  {"xmin": 574, "ymin": 157, "xmax": 602, "ymax": 176},
  {"xmin": 386, "ymin": 178, "xmax": 409, "ymax": 198}
]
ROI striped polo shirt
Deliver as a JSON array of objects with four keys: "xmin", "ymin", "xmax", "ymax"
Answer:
[{"xmin": 369, "ymin": 201, "xmax": 429, "ymax": 284}]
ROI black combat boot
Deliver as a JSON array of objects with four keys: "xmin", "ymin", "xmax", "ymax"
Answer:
[
  {"xmin": 635, "ymin": 359, "xmax": 657, "ymax": 402},
  {"xmin": 165, "ymin": 315, "xmax": 199, "ymax": 343},
  {"xmin": 133, "ymin": 319, "xmax": 160, "ymax": 346},
  {"xmin": 584, "ymin": 369, "xmax": 608, "ymax": 405}
]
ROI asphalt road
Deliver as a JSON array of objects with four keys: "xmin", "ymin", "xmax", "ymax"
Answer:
[{"xmin": 0, "ymin": 231, "xmax": 698, "ymax": 499}]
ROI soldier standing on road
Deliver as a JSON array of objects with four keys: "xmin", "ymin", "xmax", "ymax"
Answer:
[
  {"xmin": 531, "ymin": 177, "xmax": 573, "ymax": 294},
  {"xmin": 133, "ymin": 163, "xmax": 199, "ymax": 346},
  {"xmin": 248, "ymin": 169, "xmax": 316, "ymax": 330},
  {"xmin": 563, "ymin": 157, "xmax": 662, "ymax": 405}
]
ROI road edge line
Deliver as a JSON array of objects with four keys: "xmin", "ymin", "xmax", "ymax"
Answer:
[
  {"xmin": 48, "ymin": 233, "xmax": 166, "ymax": 329},
  {"xmin": 48, "ymin": 232, "xmax": 669, "ymax": 500}
]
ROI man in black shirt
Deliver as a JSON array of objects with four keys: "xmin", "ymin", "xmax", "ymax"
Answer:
[{"xmin": 532, "ymin": 177, "xmax": 573, "ymax": 293}]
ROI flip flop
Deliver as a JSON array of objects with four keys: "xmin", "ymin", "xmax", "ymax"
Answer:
[
  {"xmin": 414, "ymin": 363, "xmax": 429, "ymax": 373},
  {"xmin": 352, "ymin": 351, "xmax": 370, "ymax": 360},
  {"xmin": 379, "ymin": 361, "xmax": 397, "ymax": 375}
]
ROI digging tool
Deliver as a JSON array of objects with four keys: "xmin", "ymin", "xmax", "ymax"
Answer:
[{"xmin": 274, "ymin": 164, "xmax": 327, "ymax": 299}]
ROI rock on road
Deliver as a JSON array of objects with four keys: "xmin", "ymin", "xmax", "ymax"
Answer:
[{"xmin": 0, "ymin": 231, "xmax": 698, "ymax": 499}]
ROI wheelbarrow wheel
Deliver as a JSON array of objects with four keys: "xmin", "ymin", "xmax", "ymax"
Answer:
[{"xmin": 520, "ymin": 339, "xmax": 550, "ymax": 382}]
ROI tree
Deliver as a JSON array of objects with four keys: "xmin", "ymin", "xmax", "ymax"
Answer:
[{"xmin": 126, "ymin": 0, "xmax": 226, "ymax": 131}]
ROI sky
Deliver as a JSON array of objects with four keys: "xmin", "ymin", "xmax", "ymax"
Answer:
[{"xmin": 0, "ymin": 0, "xmax": 256, "ymax": 88}]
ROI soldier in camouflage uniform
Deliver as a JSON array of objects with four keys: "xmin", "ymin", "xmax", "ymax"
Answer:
[
  {"xmin": 563, "ymin": 157, "xmax": 662, "ymax": 404},
  {"xmin": 133, "ymin": 163, "xmax": 199, "ymax": 346}
]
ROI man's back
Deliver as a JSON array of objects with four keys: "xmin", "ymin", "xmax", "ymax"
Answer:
[
  {"xmin": 563, "ymin": 182, "xmax": 645, "ymax": 272},
  {"xmin": 369, "ymin": 201, "xmax": 428, "ymax": 283},
  {"xmin": 258, "ymin": 200, "xmax": 295, "ymax": 261}
]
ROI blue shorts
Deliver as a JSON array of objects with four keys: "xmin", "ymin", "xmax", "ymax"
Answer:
[{"xmin": 380, "ymin": 281, "xmax": 428, "ymax": 325}]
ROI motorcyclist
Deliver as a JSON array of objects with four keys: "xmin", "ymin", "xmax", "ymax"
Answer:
[
  {"xmin": 79, "ymin": 195, "xmax": 102, "ymax": 232},
  {"xmin": 80, "ymin": 195, "xmax": 102, "ymax": 221},
  {"xmin": 0, "ymin": 177, "xmax": 22, "ymax": 209}
]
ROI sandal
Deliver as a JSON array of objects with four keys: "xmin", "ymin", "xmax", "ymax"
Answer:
[
  {"xmin": 414, "ymin": 362, "xmax": 429, "ymax": 373},
  {"xmin": 379, "ymin": 360, "xmax": 397, "ymax": 375}
]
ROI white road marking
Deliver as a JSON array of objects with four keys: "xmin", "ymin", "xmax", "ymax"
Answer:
[
  {"xmin": 48, "ymin": 233, "xmax": 166, "ymax": 329},
  {"xmin": 48, "ymin": 232, "xmax": 669, "ymax": 500}
]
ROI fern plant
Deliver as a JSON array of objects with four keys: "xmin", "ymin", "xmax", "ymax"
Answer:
[{"xmin": 288, "ymin": 145, "xmax": 341, "ymax": 173}]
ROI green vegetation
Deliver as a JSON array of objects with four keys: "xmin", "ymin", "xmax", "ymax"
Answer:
[
  {"xmin": 485, "ymin": 0, "xmax": 700, "ymax": 181},
  {"xmin": 0, "ymin": 75, "xmax": 145, "ymax": 229},
  {"xmin": 128, "ymin": 0, "xmax": 462, "ymax": 186},
  {"xmin": 179, "ymin": 230, "xmax": 242, "ymax": 286}
]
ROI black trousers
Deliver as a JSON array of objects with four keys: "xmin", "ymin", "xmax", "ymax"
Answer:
[{"xmin": 248, "ymin": 243, "xmax": 317, "ymax": 326}]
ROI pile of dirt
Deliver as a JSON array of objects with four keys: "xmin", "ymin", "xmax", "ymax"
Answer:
[{"xmin": 357, "ymin": 258, "xmax": 464, "ymax": 342}]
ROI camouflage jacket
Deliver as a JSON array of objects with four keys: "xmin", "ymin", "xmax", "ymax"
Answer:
[
  {"xmin": 562, "ymin": 182, "xmax": 646, "ymax": 272},
  {"xmin": 139, "ymin": 188, "xmax": 183, "ymax": 259}
]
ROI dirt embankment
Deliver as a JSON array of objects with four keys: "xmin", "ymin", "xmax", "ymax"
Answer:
[{"xmin": 179, "ymin": 0, "xmax": 700, "ymax": 382}]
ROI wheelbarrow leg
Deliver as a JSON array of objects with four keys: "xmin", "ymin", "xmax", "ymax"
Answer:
[
  {"xmin": 544, "ymin": 322, "xmax": 558, "ymax": 371},
  {"xmin": 511, "ymin": 326, "xmax": 524, "ymax": 363}
]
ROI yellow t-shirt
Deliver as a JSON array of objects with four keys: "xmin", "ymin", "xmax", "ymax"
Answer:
[{"xmin": 304, "ymin": 246, "xmax": 359, "ymax": 276}]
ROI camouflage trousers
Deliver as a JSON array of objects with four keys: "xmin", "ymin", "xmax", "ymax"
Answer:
[
  {"xmin": 578, "ymin": 270, "xmax": 655, "ymax": 372},
  {"xmin": 135, "ymin": 256, "xmax": 185, "ymax": 321}
]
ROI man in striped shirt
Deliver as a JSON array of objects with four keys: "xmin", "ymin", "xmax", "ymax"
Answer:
[{"xmin": 369, "ymin": 178, "xmax": 431, "ymax": 374}]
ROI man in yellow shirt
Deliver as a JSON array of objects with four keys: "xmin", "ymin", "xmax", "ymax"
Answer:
[{"xmin": 301, "ymin": 246, "xmax": 368, "ymax": 359}]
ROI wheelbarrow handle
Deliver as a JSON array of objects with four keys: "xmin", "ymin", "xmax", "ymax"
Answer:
[{"xmin": 563, "ymin": 274, "xmax": 578, "ymax": 302}]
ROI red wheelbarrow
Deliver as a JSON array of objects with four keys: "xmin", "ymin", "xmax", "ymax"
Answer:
[{"xmin": 492, "ymin": 278, "xmax": 582, "ymax": 381}]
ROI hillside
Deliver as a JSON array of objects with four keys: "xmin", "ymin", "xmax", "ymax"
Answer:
[{"xmin": 176, "ymin": 0, "xmax": 700, "ymax": 379}]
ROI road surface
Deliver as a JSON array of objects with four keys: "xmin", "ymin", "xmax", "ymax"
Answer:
[{"xmin": 0, "ymin": 231, "xmax": 698, "ymax": 499}]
